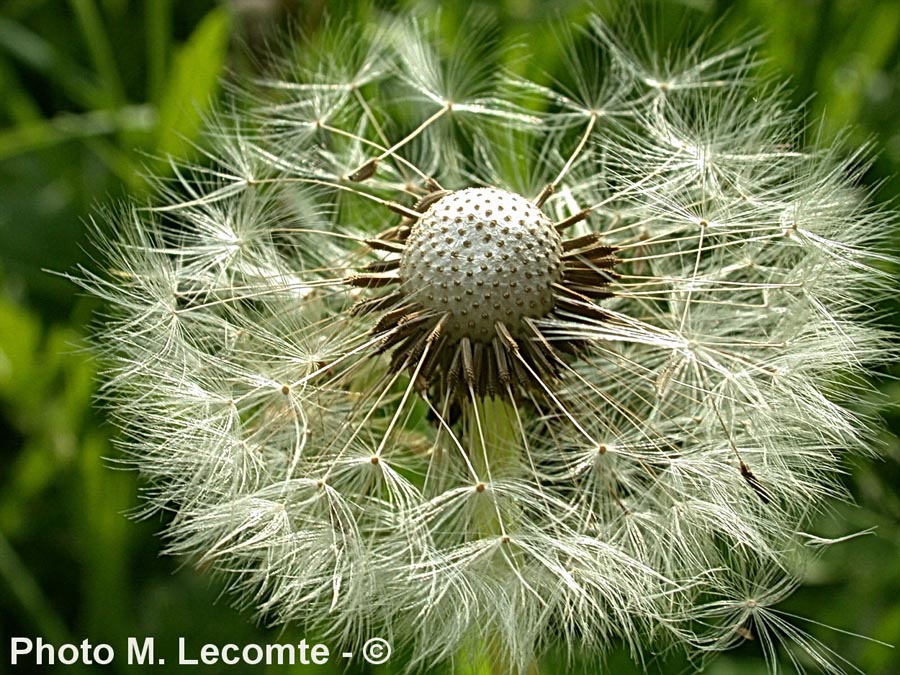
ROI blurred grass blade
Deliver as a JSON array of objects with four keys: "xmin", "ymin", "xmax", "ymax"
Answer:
[
  {"xmin": 0, "ymin": 56, "xmax": 42, "ymax": 122},
  {"xmin": 155, "ymin": 7, "xmax": 231, "ymax": 160},
  {"xmin": 0, "ymin": 16, "xmax": 104, "ymax": 109},
  {"xmin": 0, "ymin": 533, "xmax": 73, "ymax": 649},
  {"xmin": 85, "ymin": 137, "xmax": 147, "ymax": 191},
  {"xmin": 0, "ymin": 536, "xmax": 95, "ymax": 675},
  {"xmin": 68, "ymin": 0, "xmax": 126, "ymax": 106},
  {"xmin": 0, "ymin": 105, "xmax": 156, "ymax": 159},
  {"xmin": 145, "ymin": 0, "xmax": 172, "ymax": 102}
]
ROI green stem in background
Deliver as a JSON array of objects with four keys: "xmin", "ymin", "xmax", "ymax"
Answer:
[
  {"xmin": 467, "ymin": 397, "xmax": 522, "ymax": 477},
  {"xmin": 467, "ymin": 396, "xmax": 521, "ymax": 537},
  {"xmin": 458, "ymin": 396, "xmax": 540, "ymax": 675}
]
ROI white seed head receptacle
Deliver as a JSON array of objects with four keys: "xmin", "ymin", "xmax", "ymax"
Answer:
[{"xmin": 399, "ymin": 188, "xmax": 562, "ymax": 342}]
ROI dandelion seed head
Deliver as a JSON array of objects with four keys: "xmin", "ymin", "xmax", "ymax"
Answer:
[{"xmin": 77, "ymin": 7, "xmax": 897, "ymax": 674}]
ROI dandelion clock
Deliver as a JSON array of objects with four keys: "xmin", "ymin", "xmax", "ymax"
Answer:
[{"xmin": 78, "ymin": 6, "xmax": 897, "ymax": 674}]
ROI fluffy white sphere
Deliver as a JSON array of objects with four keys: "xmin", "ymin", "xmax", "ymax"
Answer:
[{"xmin": 80, "ymin": 8, "xmax": 896, "ymax": 674}]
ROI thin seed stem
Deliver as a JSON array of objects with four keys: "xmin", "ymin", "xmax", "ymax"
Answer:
[
  {"xmin": 376, "ymin": 104, "xmax": 450, "ymax": 162},
  {"xmin": 542, "ymin": 113, "xmax": 597, "ymax": 205},
  {"xmin": 349, "ymin": 104, "xmax": 451, "ymax": 180}
]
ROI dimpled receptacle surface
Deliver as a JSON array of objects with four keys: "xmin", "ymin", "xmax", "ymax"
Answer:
[{"xmin": 399, "ymin": 187, "xmax": 563, "ymax": 342}]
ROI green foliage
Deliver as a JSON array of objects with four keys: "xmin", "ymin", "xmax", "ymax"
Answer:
[
  {"xmin": 0, "ymin": 0, "xmax": 231, "ymax": 315},
  {"xmin": 155, "ymin": 7, "xmax": 231, "ymax": 162},
  {"xmin": 0, "ymin": 295, "xmax": 130, "ymax": 652},
  {"xmin": 0, "ymin": 1, "xmax": 898, "ymax": 673}
]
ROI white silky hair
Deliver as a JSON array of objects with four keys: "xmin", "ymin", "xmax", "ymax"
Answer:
[{"xmin": 76, "ymin": 7, "xmax": 896, "ymax": 674}]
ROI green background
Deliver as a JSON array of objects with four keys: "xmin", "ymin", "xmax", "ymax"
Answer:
[{"xmin": 0, "ymin": 1, "xmax": 898, "ymax": 673}]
